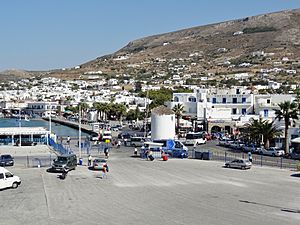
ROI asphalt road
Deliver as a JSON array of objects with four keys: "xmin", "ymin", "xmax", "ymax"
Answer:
[{"xmin": 1, "ymin": 145, "xmax": 300, "ymax": 225}]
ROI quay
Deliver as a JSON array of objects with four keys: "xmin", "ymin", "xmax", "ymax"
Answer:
[{"xmin": 42, "ymin": 117, "xmax": 97, "ymax": 135}]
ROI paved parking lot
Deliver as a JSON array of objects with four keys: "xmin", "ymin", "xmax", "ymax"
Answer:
[{"xmin": 1, "ymin": 146, "xmax": 300, "ymax": 225}]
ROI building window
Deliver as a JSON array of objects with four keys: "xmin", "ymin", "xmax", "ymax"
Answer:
[
  {"xmin": 242, "ymin": 108, "xmax": 246, "ymax": 115},
  {"xmin": 264, "ymin": 109, "xmax": 269, "ymax": 117},
  {"xmin": 267, "ymin": 99, "xmax": 270, "ymax": 104},
  {"xmin": 188, "ymin": 96, "xmax": 196, "ymax": 102},
  {"xmin": 174, "ymin": 97, "xmax": 179, "ymax": 102},
  {"xmin": 232, "ymin": 98, "xmax": 237, "ymax": 103},
  {"xmin": 222, "ymin": 98, "xmax": 226, "ymax": 103},
  {"xmin": 232, "ymin": 108, "xmax": 237, "ymax": 115},
  {"xmin": 212, "ymin": 98, "xmax": 216, "ymax": 103},
  {"xmin": 242, "ymin": 97, "xmax": 246, "ymax": 103}
]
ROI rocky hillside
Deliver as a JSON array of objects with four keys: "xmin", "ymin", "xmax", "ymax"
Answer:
[{"xmin": 2, "ymin": 8, "xmax": 300, "ymax": 81}]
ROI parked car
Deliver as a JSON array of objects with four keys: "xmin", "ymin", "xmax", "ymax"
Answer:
[
  {"xmin": 118, "ymin": 132, "xmax": 131, "ymax": 140},
  {"xmin": 287, "ymin": 152, "xmax": 300, "ymax": 160},
  {"xmin": 110, "ymin": 126, "xmax": 119, "ymax": 132},
  {"xmin": 242, "ymin": 144, "xmax": 261, "ymax": 153},
  {"xmin": 51, "ymin": 154, "xmax": 77, "ymax": 172},
  {"xmin": 225, "ymin": 159, "xmax": 252, "ymax": 170},
  {"xmin": 219, "ymin": 138, "xmax": 233, "ymax": 147},
  {"xmin": 0, "ymin": 154, "xmax": 14, "ymax": 167},
  {"xmin": 93, "ymin": 158, "xmax": 107, "ymax": 170},
  {"xmin": 259, "ymin": 147, "xmax": 284, "ymax": 157},
  {"xmin": 125, "ymin": 136, "xmax": 147, "ymax": 147},
  {"xmin": 90, "ymin": 133, "xmax": 99, "ymax": 141},
  {"xmin": 0, "ymin": 167, "xmax": 21, "ymax": 190},
  {"xmin": 228, "ymin": 141, "xmax": 244, "ymax": 150}
]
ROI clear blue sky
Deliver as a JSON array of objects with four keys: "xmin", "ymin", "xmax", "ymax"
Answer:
[{"xmin": 0, "ymin": 0, "xmax": 299, "ymax": 71}]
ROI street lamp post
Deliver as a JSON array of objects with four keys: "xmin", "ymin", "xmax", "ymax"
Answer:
[
  {"xmin": 49, "ymin": 103, "xmax": 52, "ymax": 143},
  {"xmin": 79, "ymin": 103, "xmax": 82, "ymax": 159}
]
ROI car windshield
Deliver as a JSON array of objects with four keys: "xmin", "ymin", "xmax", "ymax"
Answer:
[
  {"xmin": 55, "ymin": 157, "xmax": 67, "ymax": 163},
  {"xmin": 2, "ymin": 155, "xmax": 12, "ymax": 159},
  {"xmin": 95, "ymin": 159, "xmax": 106, "ymax": 163},
  {"xmin": 186, "ymin": 134, "xmax": 203, "ymax": 139}
]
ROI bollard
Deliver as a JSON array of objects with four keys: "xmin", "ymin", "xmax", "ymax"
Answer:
[
  {"xmin": 260, "ymin": 154, "xmax": 263, "ymax": 167},
  {"xmin": 280, "ymin": 157, "xmax": 283, "ymax": 169},
  {"xmin": 225, "ymin": 152, "xmax": 227, "ymax": 162}
]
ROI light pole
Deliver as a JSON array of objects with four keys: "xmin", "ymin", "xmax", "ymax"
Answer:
[
  {"xmin": 49, "ymin": 103, "xmax": 52, "ymax": 136},
  {"xmin": 79, "ymin": 103, "xmax": 82, "ymax": 159}
]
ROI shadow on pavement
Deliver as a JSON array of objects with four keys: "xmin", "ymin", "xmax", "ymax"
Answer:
[{"xmin": 290, "ymin": 173, "xmax": 300, "ymax": 178}]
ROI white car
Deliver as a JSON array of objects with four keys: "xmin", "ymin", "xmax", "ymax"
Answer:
[
  {"xmin": 0, "ymin": 167, "xmax": 21, "ymax": 190},
  {"xmin": 225, "ymin": 159, "xmax": 252, "ymax": 170},
  {"xmin": 259, "ymin": 147, "xmax": 284, "ymax": 157}
]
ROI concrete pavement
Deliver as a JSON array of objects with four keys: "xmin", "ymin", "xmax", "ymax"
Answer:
[{"xmin": 0, "ymin": 145, "xmax": 300, "ymax": 225}]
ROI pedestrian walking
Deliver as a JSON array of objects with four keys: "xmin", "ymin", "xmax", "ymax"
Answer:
[
  {"xmin": 248, "ymin": 152, "xmax": 253, "ymax": 163},
  {"xmin": 144, "ymin": 149, "xmax": 149, "ymax": 160},
  {"xmin": 148, "ymin": 150, "xmax": 154, "ymax": 161},
  {"xmin": 88, "ymin": 155, "xmax": 93, "ymax": 167},
  {"xmin": 193, "ymin": 141, "xmax": 197, "ymax": 151},
  {"xmin": 104, "ymin": 147, "xmax": 109, "ymax": 158},
  {"xmin": 102, "ymin": 164, "xmax": 109, "ymax": 179},
  {"xmin": 117, "ymin": 140, "xmax": 121, "ymax": 148},
  {"xmin": 67, "ymin": 136, "xmax": 71, "ymax": 145},
  {"xmin": 134, "ymin": 147, "xmax": 138, "ymax": 156}
]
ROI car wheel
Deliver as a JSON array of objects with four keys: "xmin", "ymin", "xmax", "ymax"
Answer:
[
  {"xmin": 12, "ymin": 182, "xmax": 19, "ymax": 189},
  {"xmin": 241, "ymin": 166, "xmax": 246, "ymax": 170},
  {"xmin": 272, "ymin": 153, "xmax": 275, "ymax": 157}
]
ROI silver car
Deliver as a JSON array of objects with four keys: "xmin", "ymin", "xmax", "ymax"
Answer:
[{"xmin": 225, "ymin": 159, "xmax": 252, "ymax": 170}]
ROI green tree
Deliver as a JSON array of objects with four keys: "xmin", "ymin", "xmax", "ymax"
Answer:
[
  {"xmin": 78, "ymin": 102, "xmax": 89, "ymax": 120},
  {"xmin": 275, "ymin": 101, "xmax": 299, "ymax": 154},
  {"xmin": 172, "ymin": 104, "xmax": 185, "ymax": 134},
  {"xmin": 93, "ymin": 102, "xmax": 106, "ymax": 121},
  {"xmin": 245, "ymin": 118, "xmax": 282, "ymax": 148}
]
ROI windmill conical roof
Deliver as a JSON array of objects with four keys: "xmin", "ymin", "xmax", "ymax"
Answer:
[{"xmin": 151, "ymin": 105, "xmax": 174, "ymax": 115}]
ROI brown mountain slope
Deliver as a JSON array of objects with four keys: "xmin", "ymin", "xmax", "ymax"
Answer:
[
  {"xmin": 74, "ymin": 8, "xmax": 300, "ymax": 79},
  {"xmin": 2, "ymin": 8, "xmax": 300, "ymax": 80}
]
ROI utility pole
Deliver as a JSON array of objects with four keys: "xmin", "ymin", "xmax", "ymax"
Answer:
[{"xmin": 143, "ymin": 90, "xmax": 149, "ymax": 138}]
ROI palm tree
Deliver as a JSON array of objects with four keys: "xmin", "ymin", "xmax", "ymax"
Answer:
[
  {"xmin": 114, "ymin": 103, "xmax": 127, "ymax": 124},
  {"xmin": 245, "ymin": 118, "xmax": 282, "ymax": 148},
  {"xmin": 275, "ymin": 101, "xmax": 299, "ymax": 154},
  {"xmin": 93, "ymin": 102, "xmax": 105, "ymax": 121},
  {"xmin": 172, "ymin": 104, "xmax": 185, "ymax": 134},
  {"xmin": 293, "ymin": 89, "xmax": 300, "ymax": 111},
  {"xmin": 78, "ymin": 102, "xmax": 89, "ymax": 120},
  {"xmin": 102, "ymin": 103, "xmax": 111, "ymax": 122}
]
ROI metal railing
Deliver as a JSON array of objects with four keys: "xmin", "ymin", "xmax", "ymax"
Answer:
[{"xmin": 191, "ymin": 150, "xmax": 299, "ymax": 170}]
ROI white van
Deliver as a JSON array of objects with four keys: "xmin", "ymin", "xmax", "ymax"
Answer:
[
  {"xmin": 0, "ymin": 167, "xmax": 21, "ymax": 190},
  {"xmin": 185, "ymin": 132, "xmax": 206, "ymax": 146}
]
